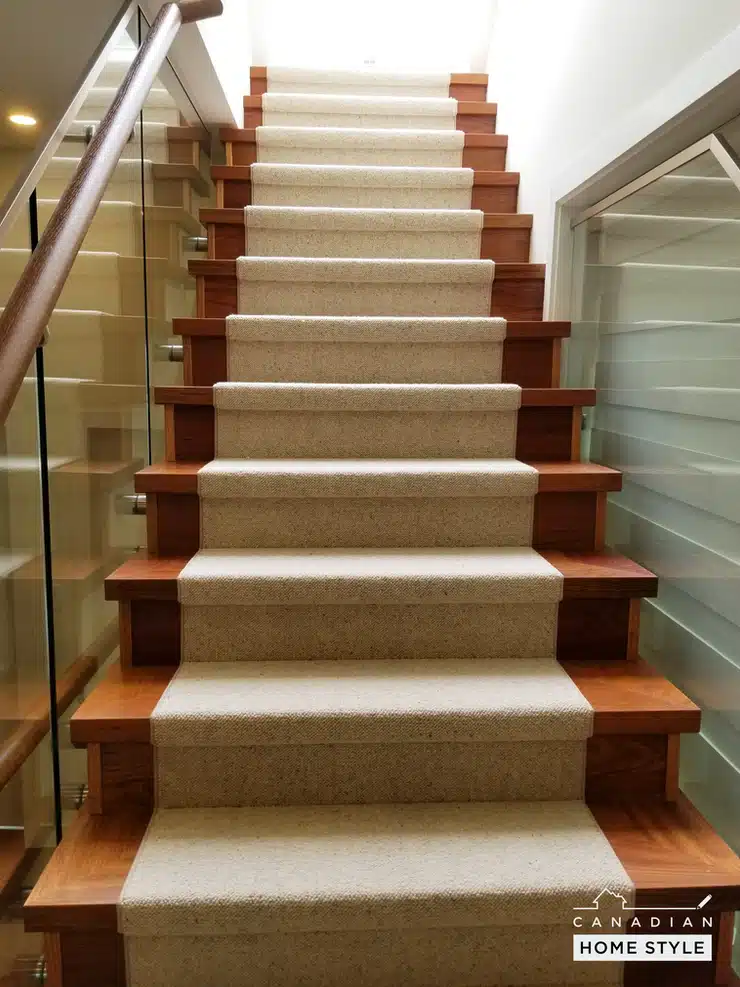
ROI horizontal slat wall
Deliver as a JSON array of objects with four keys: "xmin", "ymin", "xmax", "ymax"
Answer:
[{"xmin": 568, "ymin": 158, "xmax": 740, "ymax": 914}]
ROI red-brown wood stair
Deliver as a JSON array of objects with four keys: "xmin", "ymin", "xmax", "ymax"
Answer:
[{"xmin": 24, "ymin": 69, "xmax": 740, "ymax": 987}]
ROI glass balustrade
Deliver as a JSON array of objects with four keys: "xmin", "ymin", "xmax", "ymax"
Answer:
[
  {"xmin": 0, "ymin": 206, "xmax": 50, "ymax": 983},
  {"xmin": 0, "ymin": 6, "xmax": 212, "ymax": 978},
  {"xmin": 567, "ymin": 134, "xmax": 740, "ymax": 968}
]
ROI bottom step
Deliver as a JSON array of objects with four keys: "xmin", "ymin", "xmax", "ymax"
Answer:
[
  {"xmin": 25, "ymin": 796, "xmax": 740, "ymax": 986},
  {"xmin": 119, "ymin": 800, "xmax": 629, "ymax": 987}
]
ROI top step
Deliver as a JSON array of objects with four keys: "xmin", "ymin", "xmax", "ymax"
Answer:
[{"xmin": 250, "ymin": 67, "xmax": 488, "ymax": 101}]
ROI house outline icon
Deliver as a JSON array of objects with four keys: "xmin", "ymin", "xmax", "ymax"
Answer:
[
  {"xmin": 573, "ymin": 888, "xmax": 631, "ymax": 911},
  {"xmin": 573, "ymin": 889, "xmax": 713, "ymax": 912}
]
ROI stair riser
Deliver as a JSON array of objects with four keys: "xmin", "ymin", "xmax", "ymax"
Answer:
[
  {"xmin": 163, "ymin": 403, "xmax": 580, "ymax": 462},
  {"xmin": 60, "ymin": 125, "xmax": 189, "ymax": 166},
  {"xmin": 206, "ymin": 219, "xmax": 529, "ymax": 262},
  {"xmin": 215, "ymin": 408, "xmax": 518, "ymax": 458},
  {"xmin": 181, "ymin": 600, "xmax": 558, "ymax": 662},
  {"xmin": 35, "ymin": 174, "xmax": 152, "ymax": 202},
  {"xmin": 87, "ymin": 731, "xmax": 678, "ymax": 818},
  {"xmin": 199, "ymin": 496, "xmax": 533, "ymax": 548},
  {"xmin": 5, "ymin": 212, "xmax": 187, "ymax": 264},
  {"xmin": 193, "ymin": 267, "xmax": 546, "ymax": 320},
  {"xmin": 46, "ymin": 331, "xmax": 145, "ymax": 386},
  {"xmin": 42, "ymin": 920, "xmax": 735, "ymax": 987},
  {"xmin": 119, "ymin": 595, "xmax": 639, "ymax": 668},
  {"xmin": 60, "ymin": 135, "xmax": 168, "ymax": 165},
  {"xmin": 245, "ymin": 227, "xmax": 483, "ymax": 260},
  {"xmin": 251, "ymin": 185, "xmax": 474, "ymax": 209},
  {"xmin": 244, "ymin": 102, "xmax": 498, "ymax": 135},
  {"xmin": 146, "ymin": 491, "xmax": 606, "ymax": 555},
  {"xmin": 181, "ymin": 334, "xmax": 559, "ymax": 388},
  {"xmin": 0, "ymin": 257, "xmax": 179, "ymax": 320},
  {"xmin": 10, "ymin": 383, "xmax": 144, "ymax": 461},
  {"xmin": 227, "ymin": 138, "xmax": 508, "ymax": 171},
  {"xmin": 228, "ymin": 340, "xmax": 505, "ymax": 384},
  {"xmin": 217, "ymin": 177, "xmax": 519, "ymax": 214},
  {"xmin": 156, "ymin": 739, "xmax": 586, "ymax": 807},
  {"xmin": 126, "ymin": 924, "xmax": 612, "ymax": 987},
  {"xmin": 237, "ymin": 278, "xmax": 492, "ymax": 318}
]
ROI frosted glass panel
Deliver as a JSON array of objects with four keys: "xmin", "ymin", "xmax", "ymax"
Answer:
[{"xmin": 567, "ymin": 146, "xmax": 740, "ymax": 938}]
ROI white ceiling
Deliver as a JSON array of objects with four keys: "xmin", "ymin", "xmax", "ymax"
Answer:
[{"xmin": 0, "ymin": 0, "xmax": 126, "ymax": 151}]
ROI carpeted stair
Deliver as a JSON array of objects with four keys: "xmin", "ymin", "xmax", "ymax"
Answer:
[
  {"xmin": 244, "ymin": 205, "xmax": 485, "ymax": 258},
  {"xmin": 250, "ymin": 163, "xmax": 476, "ymax": 208},
  {"xmin": 254, "ymin": 125, "xmax": 467, "ymax": 166},
  {"xmin": 117, "ymin": 66, "xmax": 635, "ymax": 986},
  {"xmin": 224, "ymin": 314, "xmax": 507, "ymax": 382}
]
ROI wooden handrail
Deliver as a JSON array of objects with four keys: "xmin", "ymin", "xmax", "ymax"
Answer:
[
  {"xmin": 0, "ymin": 0, "xmax": 222, "ymax": 426},
  {"xmin": 0, "ymin": 619, "xmax": 120, "ymax": 793}
]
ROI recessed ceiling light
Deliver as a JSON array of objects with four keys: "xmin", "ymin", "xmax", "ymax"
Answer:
[{"xmin": 8, "ymin": 113, "xmax": 37, "ymax": 127}]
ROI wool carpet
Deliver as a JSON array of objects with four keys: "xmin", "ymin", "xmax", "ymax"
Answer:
[{"xmin": 119, "ymin": 63, "xmax": 633, "ymax": 986}]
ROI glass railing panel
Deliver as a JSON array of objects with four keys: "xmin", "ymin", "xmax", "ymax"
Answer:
[
  {"xmin": 0, "ymin": 208, "xmax": 55, "ymax": 981},
  {"xmin": 567, "ymin": 142, "xmax": 740, "ymax": 943},
  {"xmin": 140, "ymin": 12, "xmax": 216, "ymax": 460},
  {"xmin": 28, "ymin": 26, "xmax": 148, "ymax": 837}
]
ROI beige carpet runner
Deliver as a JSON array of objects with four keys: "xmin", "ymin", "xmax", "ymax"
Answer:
[
  {"xmin": 244, "ymin": 205, "xmax": 485, "ymax": 258},
  {"xmin": 224, "ymin": 314, "xmax": 507, "ymax": 382},
  {"xmin": 261, "ymin": 93, "xmax": 459, "ymax": 130},
  {"xmin": 250, "ymin": 163, "xmax": 476, "ymax": 208},
  {"xmin": 255, "ymin": 126, "xmax": 467, "ymax": 166},
  {"xmin": 119, "ymin": 66, "xmax": 633, "ymax": 986}
]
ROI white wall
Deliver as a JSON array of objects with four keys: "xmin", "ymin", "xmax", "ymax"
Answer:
[
  {"xmin": 249, "ymin": 0, "xmax": 496, "ymax": 72},
  {"xmin": 195, "ymin": 0, "xmax": 252, "ymax": 123},
  {"xmin": 487, "ymin": 0, "xmax": 740, "ymax": 271},
  {"xmin": 141, "ymin": 0, "xmax": 251, "ymax": 125}
]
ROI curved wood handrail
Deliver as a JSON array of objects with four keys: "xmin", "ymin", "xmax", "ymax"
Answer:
[{"xmin": 0, "ymin": 0, "xmax": 222, "ymax": 426}]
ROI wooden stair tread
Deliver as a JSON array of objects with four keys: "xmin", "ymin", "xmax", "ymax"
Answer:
[
  {"xmin": 153, "ymin": 383, "xmax": 596, "ymax": 408},
  {"xmin": 134, "ymin": 460, "xmax": 622, "ymax": 495},
  {"xmin": 243, "ymin": 94, "xmax": 498, "ymax": 115},
  {"xmin": 25, "ymin": 807, "xmax": 148, "ymax": 932},
  {"xmin": 54, "ymin": 458, "xmax": 144, "ymax": 488},
  {"xmin": 71, "ymin": 664, "xmax": 173, "ymax": 744},
  {"xmin": 541, "ymin": 551, "xmax": 658, "ymax": 598},
  {"xmin": 172, "ymin": 316, "xmax": 571, "ymax": 339},
  {"xmin": 220, "ymin": 127, "xmax": 508, "ymax": 149},
  {"xmin": 562, "ymin": 658, "xmax": 699, "ymax": 733},
  {"xmin": 210, "ymin": 166, "xmax": 520, "ymax": 189},
  {"xmin": 249, "ymin": 68, "xmax": 489, "ymax": 86},
  {"xmin": 166, "ymin": 125, "xmax": 210, "ymax": 150},
  {"xmin": 188, "ymin": 257, "xmax": 546, "ymax": 281},
  {"xmin": 24, "ymin": 793, "xmax": 740, "ymax": 932},
  {"xmin": 104, "ymin": 549, "xmax": 657, "ymax": 602},
  {"xmin": 69, "ymin": 657, "xmax": 699, "ymax": 746},
  {"xmin": 150, "ymin": 162, "xmax": 210, "ymax": 197},
  {"xmin": 201, "ymin": 204, "xmax": 531, "ymax": 226}
]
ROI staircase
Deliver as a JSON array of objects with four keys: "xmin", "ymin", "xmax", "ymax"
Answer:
[{"xmin": 24, "ymin": 66, "xmax": 740, "ymax": 987}]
